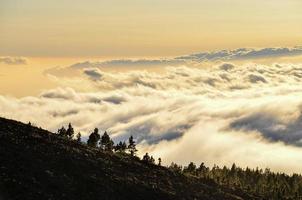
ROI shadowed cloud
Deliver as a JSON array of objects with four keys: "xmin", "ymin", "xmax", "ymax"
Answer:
[
  {"xmin": 176, "ymin": 47, "xmax": 302, "ymax": 61},
  {"xmin": 230, "ymin": 112, "xmax": 302, "ymax": 146},
  {"xmin": 71, "ymin": 59, "xmax": 186, "ymax": 69}
]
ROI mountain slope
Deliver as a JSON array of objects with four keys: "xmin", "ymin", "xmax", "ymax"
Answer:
[{"xmin": 0, "ymin": 117, "xmax": 257, "ymax": 200}]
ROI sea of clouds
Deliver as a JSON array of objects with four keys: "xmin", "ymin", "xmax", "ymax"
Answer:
[{"xmin": 2, "ymin": 47, "xmax": 302, "ymax": 173}]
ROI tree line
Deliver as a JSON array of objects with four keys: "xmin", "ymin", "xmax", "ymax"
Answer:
[
  {"xmin": 169, "ymin": 162, "xmax": 302, "ymax": 199},
  {"xmin": 56, "ymin": 123, "xmax": 161, "ymax": 165},
  {"xmin": 55, "ymin": 123, "xmax": 302, "ymax": 199}
]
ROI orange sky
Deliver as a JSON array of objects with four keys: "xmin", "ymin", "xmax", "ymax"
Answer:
[{"xmin": 1, "ymin": 0, "xmax": 302, "ymax": 57}]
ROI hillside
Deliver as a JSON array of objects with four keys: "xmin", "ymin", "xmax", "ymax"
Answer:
[{"xmin": 0, "ymin": 117, "xmax": 258, "ymax": 200}]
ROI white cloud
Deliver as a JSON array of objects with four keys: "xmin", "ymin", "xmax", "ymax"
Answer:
[{"xmin": 3, "ymin": 62, "xmax": 302, "ymax": 173}]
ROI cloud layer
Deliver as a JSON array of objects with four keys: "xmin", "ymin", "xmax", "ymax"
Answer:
[
  {"xmin": 54, "ymin": 46, "xmax": 302, "ymax": 71},
  {"xmin": 176, "ymin": 46, "xmax": 302, "ymax": 61},
  {"xmin": 3, "ymin": 61, "xmax": 302, "ymax": 173},
  {"xmin": 0, "ymin": 57, "xmax": 27, "ymax": 65},
  {"xmin": 71, "ymin": 59, "xmax": 186, "ymax": 69}
]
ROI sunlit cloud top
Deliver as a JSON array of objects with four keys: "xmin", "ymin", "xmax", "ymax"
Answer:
[{"xmin": 3, "ymin": 60, "xmax": 302, "ymax": 173}]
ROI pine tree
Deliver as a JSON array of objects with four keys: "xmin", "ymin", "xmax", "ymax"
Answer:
[
  {"xmin": 115, "ymin": 141, "xmax": 127, "ymax": 153},
  {"xmin": 143, "ymin": 153, "xmax": 150, "ymax": 163},
  {"xmin": 184, "ymin": 162, "xmax": 196, "ymax": 174},
  {"xmin": 76, "ymin": 132, "xmax": 81, "ymax": 143},
  {"xmin": 100, "ymin": 131, "xmax": 110, "ymax": 150},
  {"xmin": 150, "ymin": 156, "xmax": 155, "ymax": 164},
  {"xmin": 26, "ymin": 121, "xmax": 32, "ymax": 131},
  {"xmin": 127, "ymin": 135, "xmax": 137, "ymax": 156},
  {"xmin": 107, "ymin": 139, "xmax": 114, "ymax": 152},
  {"xmin": 57, "ymin": 126, "xmax": 67, "ymax": 138},
  {"xmin": 169, "ymin": 162, "xmax": 182, "ymax": 173},
  {"xmin": 100, "ymin": 131, "xmax": 114, "ymax": 152},
  {"xmin": 66, "ymin": 123, "xmax": 74, "ymax": 139},
  {"xmin": 115, "ymin": 141, "xmax": 121, "ymax": 152},
  {"xmin": 87, "ymin": 128, "xmax": 100, "ymax": 148},
  {"xmin": 121, "ymin": 141, "xmax": 127, "ymax": 152}
]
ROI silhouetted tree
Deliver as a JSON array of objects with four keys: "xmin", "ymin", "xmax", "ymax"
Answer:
[
  {"xmin": 150, "ymin": 156, "xmax": 155, "ymax": 164},
  {"xmin": 121, "ymin": 142, "xmax": 127, "ymax": 151},
  {"xmin": 108, "ymin": 140, "xmax": 114, "ymax": 152},
  {"xmin": 26, "ymin": 121, "xmax": 32, "ymax": 131},
  {"xmin": 76, "ymin": 132, "xmax": 81, "ymax": 143},
  {"xmin": 66, "ymin": 123, "xmax": 74, "ymax": 139},
  {"xmin": 169, "ymin": 162, "xmax": 182, "ymax": 173},
  {"xmin": 183, "ymin": 162, "xmax": 196, "ymax": 174},
  {"xmin": 87, "ymin": 128, "xmax": 100, "ymax": 148},
  {"xmin": 115, "ymin": 141, "xmax": 127, "ymax": 153},
  {"xmin": 115, "ymin": 142, "xmax": 121, "ymax": 152},
  {"xmin": 142, "ymin": 153, "xmax": 156, "ymax": 164},
  {"xmin": 100, "ymin": 131, "xmax": 114, "ymax": 152},
  {"xmin": 100, "ymin": 131, "xmax": 109, "ymax": 149},
  {"xmin": 57, "ymin": 126, "xmax": 67, "ymax": 138},
  {"xmin": 158, "ymin": 158, "xmax": 162, "ymax": 166},
  {"xmin": 127, "ymin": 135, "xmax": 137, "ymax": 156},
  {"xmin": 196, "ymin": 162, "xmax": 208, "ymax": 177},
  {"xmin": 143, "ymin": 153, "xmax": 151, "ymax": 163}
]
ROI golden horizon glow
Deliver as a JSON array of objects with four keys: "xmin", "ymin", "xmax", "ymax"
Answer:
[{"xmin": 1, "ymin": 0, "xmax": 302, "ymax": 57}]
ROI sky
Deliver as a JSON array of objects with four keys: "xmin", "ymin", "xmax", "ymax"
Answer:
[
  {"xmin": 1, "ymin": 1, "xmax": 302, "ymax": 174},
  {"xmin": 1, "ymin": 0, "xmax": 302, "ymax": 57}
]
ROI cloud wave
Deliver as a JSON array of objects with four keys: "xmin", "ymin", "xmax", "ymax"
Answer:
[{"xmin": 3, "ymin": 62, "xmax": 302, "ymax": 173}]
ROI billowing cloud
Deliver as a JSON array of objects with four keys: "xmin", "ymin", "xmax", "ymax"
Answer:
[
  {"xmin": 3, "ymin": 62, "xmax": 302, "ymax": 173},
  {"xmin": 0, "ymin": 57, "xmax": 27, "ymax": 65}
]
